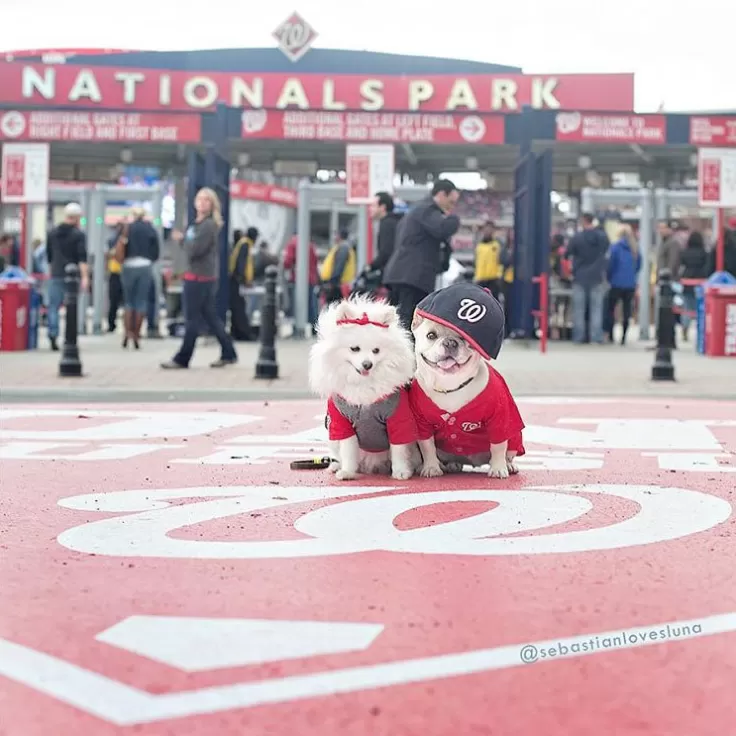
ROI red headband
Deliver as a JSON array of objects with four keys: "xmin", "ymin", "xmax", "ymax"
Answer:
[{"xmin": 336, "ymin": 312, "xmax": 389, "ymax": 329}]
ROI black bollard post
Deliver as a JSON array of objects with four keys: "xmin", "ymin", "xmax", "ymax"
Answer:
[
  {"xmin": 59, "ymin": 263, "xmax": 83, "ymax": 378},
  {"xmin": 254, "ymin": 265, "xmax": 279, "ymax": 380},
  {"xmin": 651, "ymin": 268, "xmax": 676, "ymax": 381}
]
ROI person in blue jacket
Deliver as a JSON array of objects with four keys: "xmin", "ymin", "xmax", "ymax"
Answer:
[{"xmin": 606, "ymin": 224, "xmax": 641, "ymax": 345}]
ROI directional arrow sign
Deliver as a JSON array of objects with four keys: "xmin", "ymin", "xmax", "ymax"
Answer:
[{"xmin": 96, "ymin": 616, "xmax": 384, "ymax": 672}]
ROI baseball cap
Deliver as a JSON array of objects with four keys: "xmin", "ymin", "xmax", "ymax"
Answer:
[
  {"xmin": 415, "ymin": 282, "xmax": 506, "ymax": 360},
  {"xmin": 64, "ymin": 202, "xmax": 83, "ymax": 218}
]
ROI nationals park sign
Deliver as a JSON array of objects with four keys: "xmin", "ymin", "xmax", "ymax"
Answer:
[{"xmin": 0, "ymin": 63, "xmax": 634, "ymax": 113}]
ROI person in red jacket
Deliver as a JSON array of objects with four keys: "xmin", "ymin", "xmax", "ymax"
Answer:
[{"xmin": 283, "ymin": 234, "xmax": 320, "ymax": 332}]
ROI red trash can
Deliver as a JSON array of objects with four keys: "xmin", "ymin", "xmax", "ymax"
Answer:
[
  {"xmin": 0, "ymin": 280, "xmax": 31, "ymax": 351},
  {"xmin": 704, "ymin": 285, "xmax": 736, "ymax": 357}
]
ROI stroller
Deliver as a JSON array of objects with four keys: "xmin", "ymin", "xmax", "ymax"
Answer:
[{"xmin": 349, "ymin": 268, "xmax": 388, "ymax": 300}]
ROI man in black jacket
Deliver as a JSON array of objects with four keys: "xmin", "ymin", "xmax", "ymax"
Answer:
[
  {"xmin": 46, "ymin": 203, "xmax": 89, "ymax": 351},
  {"xmin": 565, "ymin": 213, "xmax": 610, "ymax": 344},
  {"xmin": 366, "ymin": 191, "xmax": 402, "ymax": 278},
  {"xmin": 383, "ymin": 179, "xmax": 460, "ymax": 331}
]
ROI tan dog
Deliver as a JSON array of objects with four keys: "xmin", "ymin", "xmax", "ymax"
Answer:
[{"xmin": 407, "ymin": 283, "xmax": 525, "ymax": 479}]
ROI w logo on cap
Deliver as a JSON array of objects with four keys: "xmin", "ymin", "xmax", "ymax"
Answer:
[{"xmin": 456, "ymin": 298, "xmax": 487, "ymax": 323}]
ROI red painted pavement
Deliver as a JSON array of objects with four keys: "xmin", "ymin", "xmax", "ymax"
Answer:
[{"xmin": 1, "ymin": 398, "xmax": 735, "ymax": 735}]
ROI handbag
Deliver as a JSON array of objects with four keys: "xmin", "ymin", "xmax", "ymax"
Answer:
[{"xmin": 113, "ymin": 224, "xmax": 129, "ymax": 264}]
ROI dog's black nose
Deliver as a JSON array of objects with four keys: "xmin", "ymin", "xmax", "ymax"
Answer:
[
  {"xmin": 442, "ymin": 337, "xmax": 459, "ymax": 354},
  {"xmin": 361, "ymin": 359, "xmax": 373, "ymax": 370}
]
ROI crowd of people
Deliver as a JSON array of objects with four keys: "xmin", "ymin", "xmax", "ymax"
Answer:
[
  {"xmin": 543, "ymin": 214, "xmax": 736, "ymax": 345},
  {"xmin": 10, "ymin": 185, "xmax": 736, "ymax": 360}
]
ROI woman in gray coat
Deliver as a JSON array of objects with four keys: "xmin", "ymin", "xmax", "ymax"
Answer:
[{"xmin": 160, "ymin": 188, "xmax": 238, "ymax": 369}]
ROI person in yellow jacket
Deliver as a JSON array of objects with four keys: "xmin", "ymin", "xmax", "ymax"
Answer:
[
  {"xmin": 227, "ymin": 227, "xmax": 258, "ymax": 341},
  {"xmin": 473, "ymin": 222, "xmax": 505, "ymax": 300},
  {"xmin": 320, "ymin": 229, "xmax": 357, "ymax": 305},
  {"xmin": 502, "ymin": 242, "xmax": 514, "ymax": 336},
  {"xmin": 106, "ymin": 222, "xmax": 124, "ymax": 332}
]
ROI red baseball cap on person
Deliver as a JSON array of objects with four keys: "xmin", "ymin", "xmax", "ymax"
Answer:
[{"xmin": 727, "ymin": 216, "xmax": 736, "ymax": 229}]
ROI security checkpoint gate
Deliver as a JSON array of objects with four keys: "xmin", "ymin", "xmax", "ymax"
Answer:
[
  {"xmin": 580, "ymin": 187, "xmax": 654, "ymax": 341},
  {"xmin": 654, "ymin": 189, "xmax": 722, "ymax": 236},
  {"xmin": 293, "ymin": 182, "xmax": 429, "ymax": 338},
  {"xmin": 85, "ymin": 184, "xmax": 165, "ymax": 335},
  {"xmin": 25, "ymin": 184, "xmax": 165, "ymax": 336}
]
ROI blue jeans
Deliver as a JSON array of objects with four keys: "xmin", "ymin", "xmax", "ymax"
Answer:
[
  {"xmin": 121, "ymin": 264, "xmax": 153, "ymax": 313},
  {"xmin": 572, "ymin": 282, "xmax": 606, "ymax": 343},
  {"xmin": 287, "ymin": 283, "xmax": 318, "ymax": 328},
  {"xmin": 308, "ymin": 285, "xmax": 318, "ymax": 328},
  {"xmin": 47, "ymin": 277, "xmax": 65, "ymax": 339},
  {"xmin": 681, "ymin": 292, "xmax": 697, "ymax": 331},
  {"xmin": 172, "ymin": 280, "xmax": 237, "ymax": 367}
]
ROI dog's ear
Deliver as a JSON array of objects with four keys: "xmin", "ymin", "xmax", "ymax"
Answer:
[
  {"xmin": 411, "ymin": 311, "xmax": 424, "ymax": 332},
  {"xmin": 331, "ymin": 299, "xmax": 354, "ymax": 323},
  {"xmin": 370, "ymin": 301, "xmax": 400, "ymax": 327}
]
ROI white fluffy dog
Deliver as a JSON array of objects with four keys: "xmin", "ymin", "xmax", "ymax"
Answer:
[{"xmin": 309, "ymin": 295, "xmax": 420, "ymax": 481}]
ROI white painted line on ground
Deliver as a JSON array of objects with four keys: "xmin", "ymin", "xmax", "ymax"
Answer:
[{"xmin": 0, "ymin": 611, "xmax": 734, "ymax": 726}]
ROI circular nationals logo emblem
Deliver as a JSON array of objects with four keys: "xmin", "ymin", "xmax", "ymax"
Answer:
[
  {"xmin": 0, "ymin": 111, "xmax": 27, "ymax": 139},
  {"xmin": 556, "ymin": 112, "xmax": 582, "ymax": 135},
  {"xmin": 456, "ymin": 298, "xmax": 487, "ymax": 323},
  {"xmin": 242, "ymin": 110, "xmax": 268, "ymax": 135}
]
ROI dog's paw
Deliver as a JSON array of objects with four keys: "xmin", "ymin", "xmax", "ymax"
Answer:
[
  {"xmin": 335, "ymin": 468, "xmax": 359, "ymax": 481},
  {"xmin": 488, "ymin": 463, "xmax": 510, "ymax": 480},
  {"xmin": 420, "ymin": 463, "xmax": 444, "ymax": 478},
  {"xmin": 391, "ymin": 465, "xmax": 414, "ymax": 481},
  {"xmin": 441, "ymin": 462, "xmax": 465, "ymax": 474},
  {"xmin": 506, "ymin": 458, "xmax": 519, "ymax": 475},
  {"xmin": 328, "ymin": 461, "xmax": 341, "ymax": 474}
]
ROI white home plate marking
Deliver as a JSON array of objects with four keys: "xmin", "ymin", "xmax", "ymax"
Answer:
[{"xmin": 96, "ymin": 616, "xmax": 384, "ymax": 672}]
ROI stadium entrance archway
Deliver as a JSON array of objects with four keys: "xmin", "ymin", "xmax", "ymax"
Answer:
[{"xmin": 292, "ymin": 182, "xmax": 431, "ymax": 337}]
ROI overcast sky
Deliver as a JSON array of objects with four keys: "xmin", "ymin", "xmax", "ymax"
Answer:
[{"xmin": 2, "ymin": 0, "xmax": 733, "ymax": 113}]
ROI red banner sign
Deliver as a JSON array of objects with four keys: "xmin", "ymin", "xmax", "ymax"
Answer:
[
  {"xmin": 241, "ymin": 110, "xmax": 504, "ymax": 145},
  {"xmin": 0, "ymin": 109, "xmax": 201, "ymax": 143},
  {"xmin": 2, "ymin": 154, "xmax": 26, "ymax": 198},
  {"xmin": 230, "ymin": 180, "xmax": 298, "ymax": 208},
  {"xmin": 0, "ymin": 62, "xmax": 634, "ymax": 113},
  {"xmin": 555, "ymin": 112, "xmax": 666, "ymax": 144},
  {"xmin": 690, "ymin": 116, "xmax": 736, "ymax": 146},
  {"xmin": 698, "ymin": 158, "xmax": 722, "ymax": 205}
]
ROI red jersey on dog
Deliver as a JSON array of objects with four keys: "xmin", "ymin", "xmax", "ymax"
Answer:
[
  {"xmin": 409, "ymin": 368, "xmax": 525, "ymax": 456},
  {"xmin": 326, "ymin": 388, "xmax": 418, "ymax": 453}
]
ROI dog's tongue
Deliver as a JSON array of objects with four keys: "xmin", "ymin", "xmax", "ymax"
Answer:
[{"xmin": 438, "ymin": 357, "xmax": 457, "ymax": 370}]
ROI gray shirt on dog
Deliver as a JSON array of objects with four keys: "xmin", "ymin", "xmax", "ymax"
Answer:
[{"xmin": 326, "ymin": 390, "xmax": 416, "ymax": 451}]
